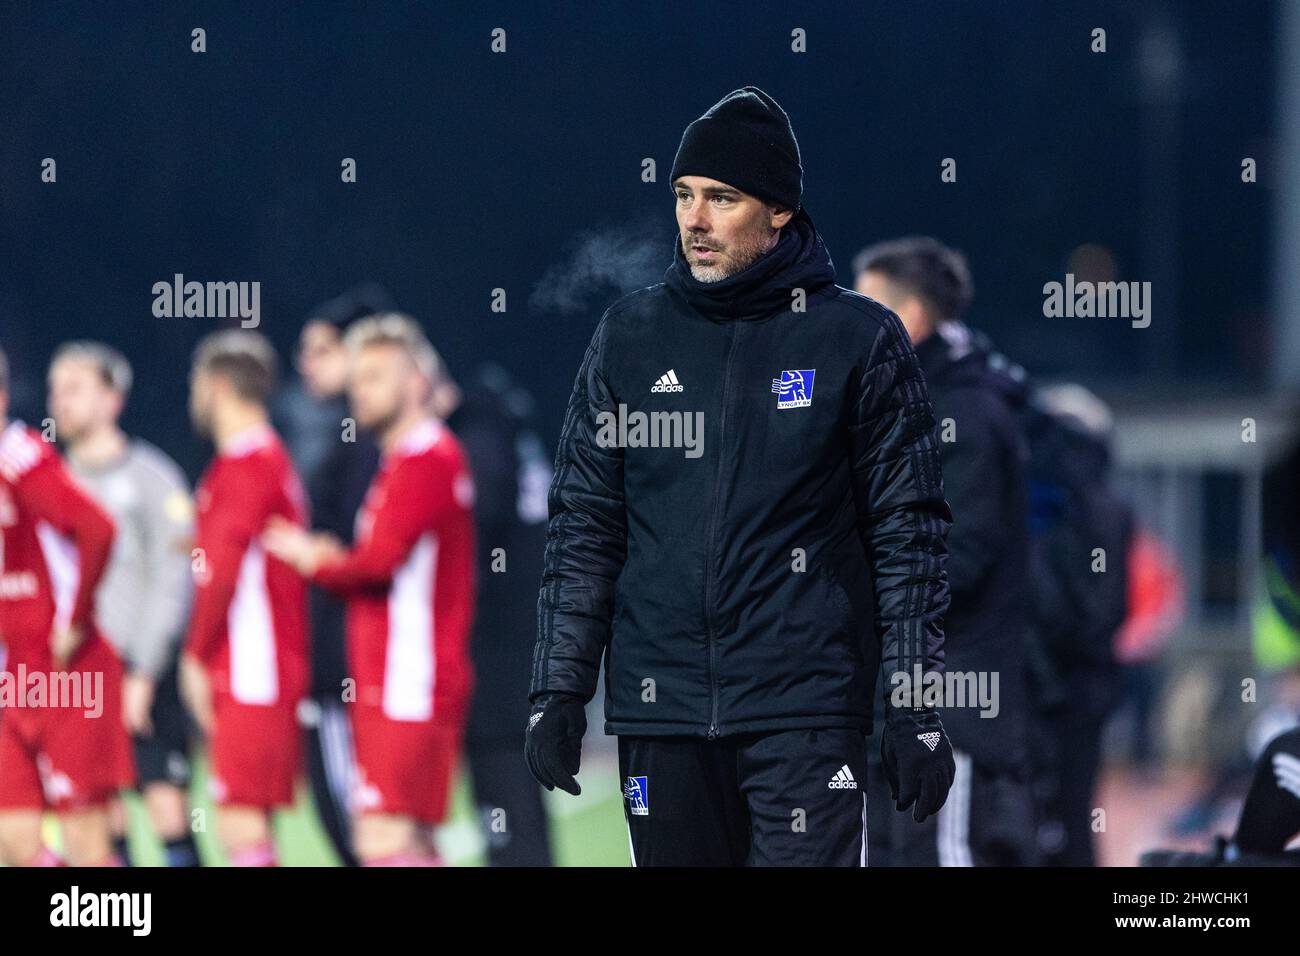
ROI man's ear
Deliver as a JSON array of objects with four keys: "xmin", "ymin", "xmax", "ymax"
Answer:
[{"xmin": 769, "ymin": 206, "xmax": 795, "ymax": 230}]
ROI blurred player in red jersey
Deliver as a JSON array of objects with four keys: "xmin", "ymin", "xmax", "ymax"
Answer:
[
  {"xmin": 264, "ymin": 314, "xmax": 476, "ymax": 866},
  {"xmin": 0, "ymin": 345, "xmax": 131, "ymax": 866},
  {"xmin": 182, "ymin": 331, "xmax": 309, "ymax": 867}
]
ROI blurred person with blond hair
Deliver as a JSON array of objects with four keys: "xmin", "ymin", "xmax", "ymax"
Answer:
[
  {"xmin": 273, "ymin": 286, "xmax": 394, "ymax": 866},
  {"xmin": 264, "ymin": 314, "xmax": 476, "ymax": 865}
]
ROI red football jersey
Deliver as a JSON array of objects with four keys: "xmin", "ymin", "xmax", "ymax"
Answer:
[
  {"xmin": 0, "ymin": 421, "xmax": 115, "ymax": 666},
  {"xmin": 314, "ymin": 419, "xmax": 476, "ymax": 725},
  {"xmin": 187, "ymin": 423, "xmax": 309, "ymax": 706}
]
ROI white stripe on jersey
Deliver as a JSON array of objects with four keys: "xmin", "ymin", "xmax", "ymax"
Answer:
[
  {"xmin": 383, "ymin": 532, "xmax": 437, "ymax": 721},
  {"xmin": 228, "ymin": 543, "xmax": 280, "ymax": 704},
  {"xmin": 36, "ymin": 522, "xmax": 80, "ymax": 632}
]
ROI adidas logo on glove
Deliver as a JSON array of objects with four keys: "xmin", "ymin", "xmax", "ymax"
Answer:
[
  {"xmin": 917, "ymin": 731, "xmax": 941, "ymax": 751},
  {"xmin": 650, "ymin": 369, "xmax": 684, "ymax": 393},
  {"xmin": 827, "ymin": 764, "xmax": 858, "ymax": 790}
]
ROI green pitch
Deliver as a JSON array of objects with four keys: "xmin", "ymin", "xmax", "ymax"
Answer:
[{"xmin": 116, "ymin": 749, "xmax": 630, "ymax": 867}]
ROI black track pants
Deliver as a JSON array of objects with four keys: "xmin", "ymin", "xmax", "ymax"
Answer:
[{"xmin": 618, "ymin": 728, "xmax": 868, "ymax": 866}]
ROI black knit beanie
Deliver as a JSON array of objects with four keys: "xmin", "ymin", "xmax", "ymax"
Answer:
[{"xmin": 669, "ymin": 87, "xmax": 803, "ymax": 211}]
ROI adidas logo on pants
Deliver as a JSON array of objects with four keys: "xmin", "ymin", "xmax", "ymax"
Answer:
[{"xmin": 828, "ymin": 765, "xmax": 859, "ymax": 789}]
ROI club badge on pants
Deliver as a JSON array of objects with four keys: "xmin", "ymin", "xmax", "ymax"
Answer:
[{"xmin": 624, "ymin": 775, "xmax": 649, "ymax": 816}]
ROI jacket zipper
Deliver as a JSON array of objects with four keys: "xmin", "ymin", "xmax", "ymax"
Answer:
[{"xmin": 702, "ymin": 320, "xmax": 740, "ymax": 740}]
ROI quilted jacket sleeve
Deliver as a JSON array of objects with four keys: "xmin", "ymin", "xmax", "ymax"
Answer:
[
  {"xmin": 530, "ymin": 316, "xmax": 627, "ymax": 703},
  {"xmin": 847, "ymin": 307, "xmax": 953, "ymax": 711}
]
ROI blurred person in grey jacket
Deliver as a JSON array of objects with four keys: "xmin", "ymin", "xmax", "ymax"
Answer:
[{"xmin": 48, "ymin": 341, "xmax": 199, "ymax": 866}]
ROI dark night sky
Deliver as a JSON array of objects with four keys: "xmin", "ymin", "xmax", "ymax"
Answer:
[{"xmin": 0, "ymin": 1, "xmax": 1275, "ymax": 475}]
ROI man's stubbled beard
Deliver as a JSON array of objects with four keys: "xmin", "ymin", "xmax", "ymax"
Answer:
[{"xmin": 683, "ymin": 223, "xmax": 779, "ymax": 283}]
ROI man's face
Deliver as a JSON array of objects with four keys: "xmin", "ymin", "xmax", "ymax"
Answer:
[
  {"xmin": 296, "ymin": 321, "xmax": 350, "ymax": 399},
  {"xmin": 349, "ymin": 343, "xmax": 421, "ymax": 434},
  {"xmin": 189, "ymin": 367, "xmax": 215, "ymax": 437},
  {"xmin": 48, "ymin": 357, "xmax": 121, "ymax": 443},
  {"xmin": 674, "ymin": 175, "xmax": 793, "ymax": 283},
  {"xmin": 855, "ymin": 270, "xmax": 931, "ymax": 344}
]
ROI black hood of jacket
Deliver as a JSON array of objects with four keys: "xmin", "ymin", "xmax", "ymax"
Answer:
[
  {"xmin": 929, "ymin": 324, "xmax": 1110, "ymax": 488},
  {"xmin": 968, "ymin": 327, "xmax": 1033, "ymax": 411},
  {"xmin": 916, "ymin": 322, "xmax": 1030, "ymax": 411},
  {"xmin": 1041, "ymin": 418, "xmax": 1112, "ymax": 489},
  {"xmin": 664, "ymin": 207, "xmax": 837, "ymax": 322}
]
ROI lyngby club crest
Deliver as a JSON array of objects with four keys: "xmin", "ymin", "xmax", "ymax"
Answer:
[
  {"xmin": 624, "ymin": 775, "xmax": 649, "ymax": 816},
  {"xmin": 771, "ymin": 369, "xmax": 815, "ymax": 409}
]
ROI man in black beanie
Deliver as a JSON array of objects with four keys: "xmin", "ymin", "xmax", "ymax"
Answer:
[
  {"xmin": 668, "ymin": 86, "xmax": 804, "ymax": 281},
  {"xmin": 527, "ymin": 87, "xmax": 958, "ymax": 865}
]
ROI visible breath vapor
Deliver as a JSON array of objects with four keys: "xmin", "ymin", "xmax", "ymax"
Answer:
[{"xmin": 530, "ymin": 220, "xmax": 670, "ymax": 315}]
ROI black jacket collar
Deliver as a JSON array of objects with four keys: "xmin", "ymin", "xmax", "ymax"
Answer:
[{"xmin": 664, "ymin": 207, "xmax": 836, "ymax": 322}]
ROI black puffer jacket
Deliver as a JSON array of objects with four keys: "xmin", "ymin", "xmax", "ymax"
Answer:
[
  {"xmin": 912, "ymin": 324, "xmax": 1031, "ymax": 774},
  {"xmin": 531, "ymin": 210, "xmax": 952, "ymax": 738}
]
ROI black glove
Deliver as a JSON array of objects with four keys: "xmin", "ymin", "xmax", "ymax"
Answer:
[
  {"xmin": 524, "ymin": 693, "xmax": 587, "ymax": 795},
  {"xmin": 880, "ymin": 708, "xmax": 956, "ymax": 822}
]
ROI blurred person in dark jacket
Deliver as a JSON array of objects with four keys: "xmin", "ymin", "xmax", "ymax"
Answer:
[
  {"xmin": 1022, "ymin": 384, "xmax": 1133, "ymax": 866},
  {"xmin": 932, "ymin": 334, "xmax": 1136, "ymax": 866},
  {"xmin": 448, "ymin": 364, "xmax": 554, "ymax": 866},
  {"xmin": 863, "ymin": 290, "xmax": 1132, "ymax": 867},
  {"xmin": 272, "ymin": 284, "xmax": 391, "ymax": 866},
  {"xmin": 855, "ymin": 237, "xmax": 1036, "ymax": 865}
]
